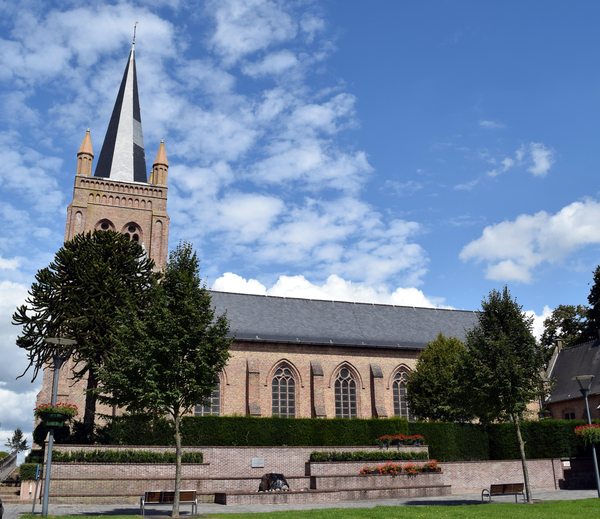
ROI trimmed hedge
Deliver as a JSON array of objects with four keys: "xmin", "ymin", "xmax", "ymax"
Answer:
[
  {"xmin": 97, "ymin": 415, "xmax": 409, "ymax": 447},
  {"xmin": 310, "ymin": 450, "xmax": 428, "ymax": 462},
  {"xmin": 19, "ymin": 463, "xmax": 42, "ymax": 481},
  {"xmin": 25, "ymin": 449, "xmax": 44, "ymax": 464},
  {"xmin": 408, "ymin": 422, "xmax": 490, "ymax": 462},
  {"xmin": 94, "ymin": 415, "xmax": 594, "ymax": 462},
  {"xmin": 51, "ymin": 449, "xmax": 203, "ymax": 464},
  {"xmin": 0, "ymin": 451, "xmax": 9, "ymax": 459}
]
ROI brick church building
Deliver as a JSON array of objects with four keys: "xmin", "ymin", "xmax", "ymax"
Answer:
[{"xmin": 36, "ymin": 43, "xmax": 479, "ymax": 423}]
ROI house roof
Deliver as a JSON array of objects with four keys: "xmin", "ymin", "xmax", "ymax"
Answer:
[
  {"xmin": 209, "ymin": 291, "xmax": 479, "ymax": 350},
  {"xmin": 546, "ymin": 340, "xmax": 600, "ymax": 403}
]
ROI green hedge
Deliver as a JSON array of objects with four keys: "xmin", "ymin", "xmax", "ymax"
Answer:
[
  {"xmin": 0, "ymin": 451, "xmax": 9, "ymax": 459},
  {"xmin": 487, "ymin": 420, "xmax": 591, "ymax": 460},
  {"xmin": 97, "ymin": 415, "xmax": 409, "ymax": 447},
  {"xmin": 51, "ymin": 449, "xmax": 203, "ymax": 464},
  {"xmin": 309, "ymin": 450, "xmax": 428, "ymax": 462},
  {"xmin": 25, "ymin": 449, "xmax": 44, "ymax": 464},
  {"xmin": 94, "ymin": 415, "xmax": 593, "ymax": 462},
  {"xmin": 408, "ymin": 422, "xmax": 490, "ymax": 462},
  {"xmin": 19, "ymin": 463, "xmax": 42, "ymax": 481}
]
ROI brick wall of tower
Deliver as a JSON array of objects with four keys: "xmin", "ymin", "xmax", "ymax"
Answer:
[{"xmin": 64, "ymin": 175, "xmax": 169, "ymax": 270}]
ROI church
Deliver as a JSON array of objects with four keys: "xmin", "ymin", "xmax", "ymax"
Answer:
[{"xmin": 36, "ymin": 43, "xmax": 479, "ymax": 423}]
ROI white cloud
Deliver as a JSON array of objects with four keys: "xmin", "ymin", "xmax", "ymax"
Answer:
[
  {"xmin": 527, "ymin": 142, "xmax": 555, "ymax": 177},
  {"xmin": 479, "ymin": 120, "xmax": 506, "ymax": 129},
  {"xmin": 460, "ymin": 198, "xmax": 600, "ymax": 282},
  {"xmin": 208, "ymin": 0, "xmax": 298, "ymax": 65},
  {"xmin": 525, "ymin": 305, "xmax": 552, "ymax": 341},
  {"xmin": 0, "ymin": 256, "xmax": 20, "ymax": 270},
  {"xmin": 487, "ymin": 157, "xmax": 515, "ymax": 178},
  {"xmin": 242, "ymin": 49, "xmax": 299, "ymax": 77},
  {"xmin": 213, "ymin": 272, "xmax": 441, "ymax": 307}
]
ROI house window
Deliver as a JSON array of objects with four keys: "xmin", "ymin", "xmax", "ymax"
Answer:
[
  {"xmin": 563, "ymin": 411, "xmax": 576, "ymax": 420},
  {"xmin": 194, "ymin": 386, "xmax": 220, "ymax": 416},
  {"xmin": 272, "ymin": 366, "xmax": 295, "ymax": 418},
  {"xmin": 335, "ymin": 368, "xmax": 357, "ymax": 418},
  {"xmin": 393, "ymin": 372, "xmax": 413, "ymax": 421}
]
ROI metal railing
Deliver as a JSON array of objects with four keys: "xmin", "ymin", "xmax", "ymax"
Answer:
[{"xmin": 0, "ymin": 451, "xmax": 17, "ymax": 483}]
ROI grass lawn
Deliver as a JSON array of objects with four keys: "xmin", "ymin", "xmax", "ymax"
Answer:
[{"xmin": 19, "ymin": 499, "xmax": 599, "ymax": 519}]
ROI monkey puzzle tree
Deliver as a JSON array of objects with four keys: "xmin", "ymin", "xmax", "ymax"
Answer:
[
  {"xmin": 13, "ymin": 230, "xmax": 155, "ymax": 438},
  {"xmin": 94, "ymin": 242, "xmax": 232, "ymax": 517}
]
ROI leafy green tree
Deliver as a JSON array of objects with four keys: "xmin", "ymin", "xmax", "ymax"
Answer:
[
  {"xmin": 5, "ymin": 428, "xmax": 29, "ymax": 453},
  {"xmin": 541, "ymin": 304, "xmax": 588, "ymax": 351},
  {"xmin": 406, "ymin": 333, "xmax": 472, "ymax": 422},
  {"xmin": 13, "ymin": 230, "xmax": 155, "ymax": 437},
  {"xmin": 463, "ymin": 287, "xmax": 549, "ymax": 504},
  {"xmin": 586, "ymin": 265, "xmax": 600, "ymax": 340},
  {"xmin": 95, "ymin": 242, "xmax": 232, "ymax": 518}
]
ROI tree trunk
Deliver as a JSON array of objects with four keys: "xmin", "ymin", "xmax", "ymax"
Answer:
[
  {"xmin": 512, "ymin": 413, "xmax": 533, "ymax": 504},
  {"xmin": 172, "ymin": 411, "xmax": 182, "ymax": 518},
  {"xmin": 83, "ymin": 369, "xmax": 98, "ymax": 441}
]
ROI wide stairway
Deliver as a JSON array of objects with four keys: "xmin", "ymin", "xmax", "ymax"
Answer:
[{"xmin": 0, "ymin": 467, "xmax": 22, "ymax": 504}]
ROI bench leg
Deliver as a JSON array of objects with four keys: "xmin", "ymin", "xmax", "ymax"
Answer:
[{"xmin": 140, "ymin": 497, "xmax": 145, "ymax": 518}]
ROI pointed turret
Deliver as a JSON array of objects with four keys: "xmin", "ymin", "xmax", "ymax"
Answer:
[
  {"xmin": 94, "ymin": 42, "xmax": 147, "ymax": 182},
  {"xmin": 76, "ymin": 129, "xmax": 94, "ymax": 176},
  {"xmin": 149, "ymin": 140, "xmax": 168, "ymax": 185}
]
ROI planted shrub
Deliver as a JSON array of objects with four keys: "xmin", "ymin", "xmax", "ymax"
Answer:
[
  {"xmin": 309, "ymin": 450, "xmax": 428, "ymax": 462},
  {"xmin": 51, "ymin": 449, "xmax": 203, "ymax": 464}
]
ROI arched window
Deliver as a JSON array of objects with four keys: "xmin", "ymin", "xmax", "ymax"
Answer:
[
  {"xmin": 194, "ymin": 385, "xmax": 220, "ymax": 416},
  {"xmin": 272, "ymin": 366, "xmax": 295, "ymax": 417},
  {"xmin": 335, "ymin": 368, "xmax": 357, "ymax": 418},
  {"xmin": 393, "ymin": 372, "xmax": 413, "ymax": 421}
]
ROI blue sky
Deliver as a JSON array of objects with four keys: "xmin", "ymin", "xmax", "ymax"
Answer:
[{"xmin": 1, "ymin": 0, "xmax": 600, "ymax": 448}]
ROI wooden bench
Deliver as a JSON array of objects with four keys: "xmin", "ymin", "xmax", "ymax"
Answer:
[
  {"xmin": 140, "ymin": 490, "xmax": 198, "ymax": 517},
  {"xmin": 481, "ymin": 483, "xmax": 525, "ymax": 503}
]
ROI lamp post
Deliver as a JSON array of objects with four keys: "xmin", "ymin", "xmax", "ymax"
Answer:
[
  {"xmin": 572, "ymin": 375, "xmax": 600, "ymax": 498},
  {"xmin": 41, "ymin": 337, "xmax": 76, "ymax": 517}
]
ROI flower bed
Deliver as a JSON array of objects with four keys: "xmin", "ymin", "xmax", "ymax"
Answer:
[
  {"xmin": 574, "ymin": 423, "xmax": 600, "ymax": 445},
  {"xmin": 376, "ymin": 434, "xmax": 425, "ymax": 447},
  {"xmin": 359, "ymin": 460, "xmax": 440, "ymax": 476},
  {"xmin": 34, "ymin": 403, "xmax": 78, "ymax": 419}
]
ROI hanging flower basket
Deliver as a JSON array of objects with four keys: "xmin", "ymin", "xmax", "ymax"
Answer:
[
  {"xmin": 34, "ymin": 403, "xmax": 78, "ymax": 427},
  {"xmin": 574, "ymin": 424, "xmax": 600, "ymax": 445}
]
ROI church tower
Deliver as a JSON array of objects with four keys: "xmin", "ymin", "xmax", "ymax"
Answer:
[{"xmin": 64, "ymin": 40, "xmax": 169, "ymax": 270}]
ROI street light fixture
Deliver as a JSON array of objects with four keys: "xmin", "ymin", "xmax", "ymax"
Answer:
[
  {"xmin": 572, "ymin": 375, "xmax": 600, "ymax": 498},
  {"xmin": 41, "ymin": 337, "xmax": 76, "ymax": 517}
]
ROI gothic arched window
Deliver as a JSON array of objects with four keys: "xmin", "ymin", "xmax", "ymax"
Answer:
[
  {"xmin": 272, "ymin": 366, "xmax": 295, "ymax": 418},
  {"xmin": 194, "ymin": 385, "xmax": 220, "ymax": 416},
  {"xmin": 393, "ymin": 372, "xmax": 413, "ymax": 421},
  {"xmin": 335, "ymin": 368, "xmax": 357, "ymax": 418}
]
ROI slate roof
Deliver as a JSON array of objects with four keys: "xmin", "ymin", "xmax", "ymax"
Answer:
[
  {"xmin": 546, "ymin": 340, "xmax": 600, "ymax": 403},
  {"xmin": 209, "ymin": 291, "xmax": 479, "ymax": 350},
  {"xmin": 95, "ymin": 43, "xmax": 147, "ymax": 183}
]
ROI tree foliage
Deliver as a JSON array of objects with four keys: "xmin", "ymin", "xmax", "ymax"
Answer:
[
  {"xmin": 406, "ymin": 333, "xmax": 472, "ymax": 422},
  {"xmin": 5, "ymin": 428, "xmax": 29, "ymax": 453},
  {"xmin": 463, "ymin": 286, "xmax": 549, "ymax": 503},
  {"xmin": 13, "ymin": 230, "xmax": 155, "ymax": 433},
  {"xmin": 541, "ymin": 304, "xmax": 589, "ymax": 351},
  {"xmin": 95, "ymin": 241, "xmax": 232, "ymax": 517},
  {"xmin": 586, "ymin": 264, "xmax": 600, "ymax": 340}
]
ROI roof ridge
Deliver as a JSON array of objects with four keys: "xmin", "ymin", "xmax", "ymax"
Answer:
[{"xmin": 208, "ymin": 289, "xmax": 477, "ymax": 313}]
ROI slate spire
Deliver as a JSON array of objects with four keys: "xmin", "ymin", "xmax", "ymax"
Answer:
[{"xmin": 94, "ymin": 41, "xmax": 147, "ymax": 183}]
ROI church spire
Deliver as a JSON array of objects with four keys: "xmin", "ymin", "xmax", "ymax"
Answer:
[{"xmin": 94, "ymin": 39, "xmax": 147, "ymax": 183}]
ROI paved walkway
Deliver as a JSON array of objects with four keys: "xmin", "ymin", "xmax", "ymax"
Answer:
[{"xmin": 3, "ymin": 489, "xmax": 599, "ymax": 517}]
